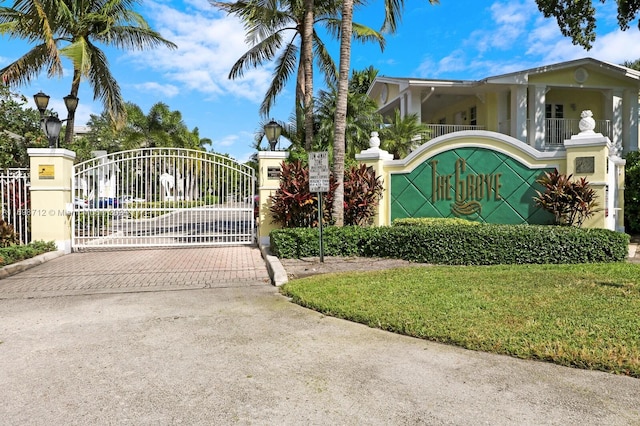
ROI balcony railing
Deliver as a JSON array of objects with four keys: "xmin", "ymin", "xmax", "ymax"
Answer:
[
  {"xmin": 417, "ymin": 124, "xmax": 485, "ymax": 141},
  {"xmin": 415, "ymin": 119, "xmax": 612, "ymax": 147},
  {"xmin": 498, "ymin": 119, "xmax": 612, "ymax": 146}
]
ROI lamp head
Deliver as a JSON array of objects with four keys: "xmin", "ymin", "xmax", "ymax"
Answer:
[
  {"xmin": 33, "ymin": 91, "xmax": 50, "ymax": 116},
  {"xmin": 44, "ymin": 116, "xmax": 62, "ymax": 148},
  {"xmin": 264, "ymin": 119, "xmax": 282, "ymax": 150},
  {"xmin": 63, "ymin": 94, "xmax": 79, "ymax": 114}
]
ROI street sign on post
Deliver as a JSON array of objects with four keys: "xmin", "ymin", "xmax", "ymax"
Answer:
[
  {"xmin": 309, "ymin": 151, "xmax": 330, "ymax": 193},
  {"xmin": 308, "ymin": 152, "xmax": 329, "ymax": 262}
]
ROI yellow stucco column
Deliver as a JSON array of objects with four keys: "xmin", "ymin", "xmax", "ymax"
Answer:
[
  {"xmin": 257, "ymin": 150, "xmax": 289, "ymax": 246},
  {"xmin": 355, "ymin": 132, "xmax": 394, "ymax": 227},
  {"xmin": 27, "ymin": 148, "xmax": 76, "ymax": 253},
  {"xmin": 564, "ymin": 131, "xmax": 611, "ymax": 229}
]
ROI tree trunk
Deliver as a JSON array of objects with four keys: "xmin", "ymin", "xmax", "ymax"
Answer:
[
  {"xmin": 331, "ymin": 0, "xmax": 354, "ymax": 227},
  {"xmin": 64, "ymin": 69, "xmax": 81, "ymax": 146},
  {"xmin": 302, "ymin": 0, "xmax": 314, "ymax": 152}
]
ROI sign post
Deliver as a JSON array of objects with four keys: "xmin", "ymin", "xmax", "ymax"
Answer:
[{"xmin": 308, "ymin": 152, "xmax": 330, "ymax": 262}]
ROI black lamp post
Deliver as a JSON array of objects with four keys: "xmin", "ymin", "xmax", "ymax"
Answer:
[
  {"xmin": 264, "ymin": 119, "xmax": 282, "ymax": 150},
  {"xmin": 33, "ymin": 91, "xmax": 79, "ymax": 148}
]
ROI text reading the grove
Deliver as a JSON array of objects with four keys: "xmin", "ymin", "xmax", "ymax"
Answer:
[{"xmin": 430, "ymin": 158, "xmax": 502, "ymax": 203}]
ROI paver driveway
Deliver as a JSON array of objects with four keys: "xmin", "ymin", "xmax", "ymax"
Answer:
[
  {"xmin": 0, "ymin": 246, "xmax": 270, "ymax": 299},
  {"xmin": 1, "ymin": 247, "xmax": 639, "ymax": 425}
]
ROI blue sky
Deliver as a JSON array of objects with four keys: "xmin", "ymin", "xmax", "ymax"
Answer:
[{"xmin": 1, "ymin": 0, "xmax": 639, "ymax": 162}]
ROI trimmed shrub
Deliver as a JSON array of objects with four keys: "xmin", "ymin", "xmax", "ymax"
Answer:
[
  {"xmin": 0, "ymin": 240, "xmax": 57, "ymax": 266},
  {"xmin": 270, "ymin": 223, "xmax": 629, "ymax": 265},
  {"xmin": 393, "ymin": 217, "xmax": 480, "ymax": 227},
  {"xmin": 624, "ymin": 151, "xmax": 640, "ymax": 234}
]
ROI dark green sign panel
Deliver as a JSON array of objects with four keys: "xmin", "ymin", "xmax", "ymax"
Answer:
[{"xmin": 390, "ymin": 147, "xmax": 555, "ymax": 224}]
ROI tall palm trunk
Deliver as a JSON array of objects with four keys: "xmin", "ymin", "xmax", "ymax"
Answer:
[
  {"xmin": 302, "ymin": 0, "xmax": 314, "ymax": 151},
  {"xmin": 331, "ymin": 0, "xmax": 353, "ymax": 226},
  {"xmin": 63, "ymin": 68, "xmax": 81, "ymax": 146}
]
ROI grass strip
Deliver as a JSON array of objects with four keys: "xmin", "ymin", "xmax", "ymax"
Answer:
[{"xmin": 281, "ymin": 263, "xmax": 640, "ymax": 377}]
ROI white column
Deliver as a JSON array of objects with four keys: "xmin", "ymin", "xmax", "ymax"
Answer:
[
  {"xmin": 497, "ymin": 91, "xmax": 509, "ymax": 134},
  {"xmin": 612, "ymin": 90, "xmax": 623, "ymax": 156},
  {"xmin": 511, "ymin": 85, "xmax": 527, "ymax": 144},
  {"xmin": 529, "ymin": 85, "xmax": 546, "ymax": 150},
  {"xmin": 624, "ymin": 89, "xmax": 638, "ymax": 153},
  {"xmin": 405, "ymin": 88, "xmax": 422, "ymax": 122}
]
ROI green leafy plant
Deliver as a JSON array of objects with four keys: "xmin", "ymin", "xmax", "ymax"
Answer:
[
  {"xmin": 0, "ymin": 219, "xmax": 20, "ymax": 247},
  {"xmin": 269, "ymin": 160, "xmax": 337, "ymax": 228},
  {"xmin": 624, "ymin": 151, "xmax": 640, "ymax": 234},
  {"xmin": 343, "ymin": 164, "xmax": 383, "ymax": 226},
  {"xmin": 0, "ymin": 240, "xmax": 57, "ymax": 266},
  {"xmin": 270, "ymin": 222, "xmax": 629, "ymax": 264},
  {"xmin": 270, "ymin": 161, "xmax": 385, "ymax": 228},
  {"xmin": 533, "ymin": 170, "xmax": 598, "ymax": 227}
]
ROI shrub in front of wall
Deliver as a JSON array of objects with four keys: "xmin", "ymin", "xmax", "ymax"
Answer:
[
  {"xmin": 362, "ymin": 224, "xmax": 629, "ymax": 265},
  {"xmin": 271, "ymin": 223, "xmax": 629, "ymax": 264},
  {"xmin": 392, "ymin": 217, "xmax": 481, "ymax": 227},
  {"xmin": 270, "ymin": 226, "xmax": 368, "ymax": 258}
]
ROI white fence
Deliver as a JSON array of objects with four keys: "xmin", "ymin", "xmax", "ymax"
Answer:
[{"xmin": 0, "ymin": 168, "xmax": 30, "ymax": 244}]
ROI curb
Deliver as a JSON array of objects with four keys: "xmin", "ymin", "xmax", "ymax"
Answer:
[
  {"xmin": 0, "ymin": 250, "xmax": 66, "ymax": 280},
  {"xmin": 259, "ymin": 243, "xmax": 288, "ymax": 287}
]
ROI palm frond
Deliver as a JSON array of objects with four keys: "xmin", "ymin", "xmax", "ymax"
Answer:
[{"xmin": 259, "ymin": 39, "xmax": 298, "ymax": 116}]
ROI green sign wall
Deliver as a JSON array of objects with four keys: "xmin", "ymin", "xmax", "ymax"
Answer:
[{"xmin": 390, "ymin": 147, "xmax": 555, "ymax": 224}]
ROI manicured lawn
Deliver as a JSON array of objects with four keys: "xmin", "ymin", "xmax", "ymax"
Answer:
[{"xmin": 281, "ymin": 263, "xmax": 640, "ymax": 377}]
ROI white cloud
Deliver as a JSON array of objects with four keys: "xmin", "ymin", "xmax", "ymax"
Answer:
[
  {"xmin": 205, "ymin": 130, "xmax": 259, "ymax": 160},
  {"xmin": 582, "ymin": 30, "xmax": 640, "ymax": 64},
  {"xmin": 437, "ymin": 51, "xmax": 468, "ymax": 74},
  {"xmin": 463, "ymin": 1, "xmax": 535, "ymax": 54},
  {"xmin": 123, "ymin": 1, "xmax": 275, "ymax": 104},
  {"xmin": 132, "ymin": 82, "xmax": 180, "ymax": 97}
]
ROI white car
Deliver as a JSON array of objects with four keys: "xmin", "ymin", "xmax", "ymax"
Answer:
[
  {"xmin": 74, "ymin": 198, "xmax": 88, "ymax": 209},
  {"xmin": 120, "ymin": 195, "xmax": 146, "ymax": 204}
]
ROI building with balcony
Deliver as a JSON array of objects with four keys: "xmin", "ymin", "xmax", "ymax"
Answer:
[{"xmin": 368, "ymin": 57, "xmax": 640, "ymax": 156}]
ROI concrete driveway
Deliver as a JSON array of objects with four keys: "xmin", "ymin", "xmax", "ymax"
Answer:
[{"xmin": 1, "ymin": 247, "xmax": 639, "ymax": 425}]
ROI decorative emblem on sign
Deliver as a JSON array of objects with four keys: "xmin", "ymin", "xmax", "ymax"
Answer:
[
  {"xmin": 451, "ymin": 200, "xmax": 482, "ymax": 217},
  {"xmin": 430, "ymin": 158, "xmax": 502, "ymax": 217}
]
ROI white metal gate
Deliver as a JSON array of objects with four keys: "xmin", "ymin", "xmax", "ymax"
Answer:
[
  {"xmin": 1, "ymin": 168, "xmax": 30, "ymax": 244},
  {"xmin": 72, "ymin": 148, "xmax": 256, "ymax": 250}
]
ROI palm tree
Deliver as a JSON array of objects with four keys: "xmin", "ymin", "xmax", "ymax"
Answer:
[
  {"xmin": 120, "ymin": 102, "xmax": 203, "ymax": 150},
  {"xmin": 379, "ymin": 109, "xmax": 429, "ymax": 159},
  {"xmin": 349, "ymin": 65, "xmax": 378, "ymax": 95},
  {"xmin": 331, "ymin": 0, "xmax": 438, "ymax": 225},
  {"xmin": 212, "ymin": 0, "xmax": 384, "ymax": 149},
  {"xmin": 0, "ymin": 0, "xmax": 176, "ymax": 145},
  {"xmin": 315, "ymin": 77, "xmax": 381, "ymax": 161}
]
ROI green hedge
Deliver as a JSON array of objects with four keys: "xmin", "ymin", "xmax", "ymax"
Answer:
[
  {"xmin": 0, "ymin": 240, "xmax": 57, "ymax": 267},
  {"xmin": 270, "ymin": 222, "xmax": 629, "ymax": 265}
]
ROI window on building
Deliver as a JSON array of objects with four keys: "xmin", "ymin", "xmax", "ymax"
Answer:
[
  {"xmin": 469, "ymin": 106, "xmax": 477, "ymax": 125},
  {"xmin": 545, "ymin": 104, "xmax": 564, "ymax": 119}
]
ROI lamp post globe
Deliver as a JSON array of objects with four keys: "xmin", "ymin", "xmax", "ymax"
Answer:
[
  {"xmin": 264, "ymin": 119, "xmax": 282, "ymax": 151},
  {"xmin": 33, "ymin": 91, "xmax": 50, "ymax": 116},
  {"xmin": 33, "ymin": 91, "xmax": 79, "ymax": 148}
]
